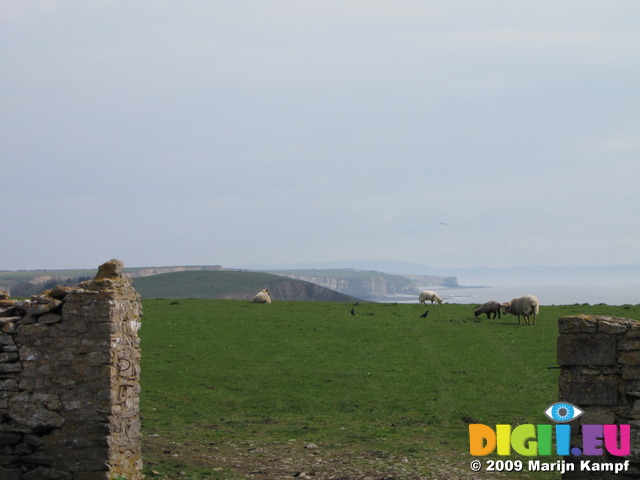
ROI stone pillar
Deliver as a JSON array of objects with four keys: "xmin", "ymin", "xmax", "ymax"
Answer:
[
  {"xmin": 0, "ymin": 259, "xmax": 143, "ymax": 480},
  {"xmin": 558, "ymin": 315, "xmax": 640, "ymax": 479}
]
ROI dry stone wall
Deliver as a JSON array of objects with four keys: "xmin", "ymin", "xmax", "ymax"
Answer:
[
  {"xmin": 0, "ymin": 259, "xmax": 143, "ymax": 480},
  {"xmin": 558, "ymin": 315, "xmax": 640, "ymax": 479}
]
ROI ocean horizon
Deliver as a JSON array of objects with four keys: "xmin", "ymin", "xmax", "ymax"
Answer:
[
  {"xmin": 451, "ymin": 271, "xmax": 640, "ymax": 305},
  {"xmin": 247, "ymin": 260, "xmax": 640, "ymax": 305},
  {"xmin": 386, "ymin": 272, "xmax": 640, "ymax": 306}
]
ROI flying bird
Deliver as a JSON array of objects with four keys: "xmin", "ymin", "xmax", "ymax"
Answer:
[
  {"xmin": 419, "ymin": 310, "xmax": 430, "ymax": 318},
  {"xmin": 440, "ymin": 222, "xmax": 448, "ymax": 226}
]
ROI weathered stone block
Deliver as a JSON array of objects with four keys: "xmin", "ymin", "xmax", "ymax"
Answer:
[
  {"xmin": 0, "ymin": 380, "xmax": 19, "ymax": 392},
  {"xmin": 22, "ymin": 466, "xmax": 70, "ymax": 479},
  {"xmin": 96, "ymin": 259, "xmax": 124, "ymax": 279},
  {"xmin": 0, "ymin": 466, "xmax": 21, "ymax": 480},
  {"xmin": 39, "ymin": 313, "xmax": 62, "ymax": 325},
  {"xmin": 0, "ymin": 352, "xmax": 19, "ymax": 363},
  {"xmin": 559, "ymin": 315, "xmax": 598, "ymax": 333},
  {"xmin": 20, "ymin": 453, "xmax": 54, "ymax": 466},
  {"xmin": 7, "ymin": 398, "xmax": 65, "ymax": 430},
  {"xmin": 0, "ymin": 363, "xmax": 22, "ymax": 374},
  {"xmin": 619, "ymin": 350, "xmax": 640, "ymax": 365},
  {"xmin": 622, "ymin": 366, "xmax": 640, "ymax": 380},
  {"xmin": 559, "ymin": 372, "xmax": 618, "ymax": 405},
  {"xmin": 24, "ymin": 434, "xmax": 44, "ymax": 447},
  {"xmin": 618, "ymin": 339, "xmax": 640, "ymax": 351},
  {"xmin": 598, "ymin": 319, "xmax": 630, "ymax": 334},
  {"xmin": 628, "ymin": 323, "xmax": 640, "ymax": 338},
  {"xmin": 0, "ymin": 318, "xmax": 18, "ymax": 334},
  {"xmin": 0, "ymin": 432, "xmax": 22, "ymax": 445},
  {"xmin": 580, "ymin": 408, "xmax": 616, "ymax": 425},
  {"xmin": 29, "ymin": 300, "xmax": 63, "ymax": 316},
  {"xmin": 68, "ymin": 471, "xmax": 107, "ymax": 480},
  {"xmin": 557, "ymin": 333, "xmax": 617, "ymax": 366}
]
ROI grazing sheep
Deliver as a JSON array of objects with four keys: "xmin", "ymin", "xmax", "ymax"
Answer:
[
  {"xmin": 501, "ymin": 295, "xmax": 540, "ymax": 325},
  {"xmin": 252, "ymin": 288, "xmax": 272, "ymax": 304},
  {"xmin": 419, "ymin": 290, "xmax": 443, "ymax": 305},
  {"xmin": 474, "ymin": 301, "xmax": 501, "ymax": 319}
]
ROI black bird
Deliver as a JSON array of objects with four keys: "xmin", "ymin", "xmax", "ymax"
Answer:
[
  {"xmin": 419, "ymin": 310, "xmax": 430, "ymax": 318},
  {"xmin": 351, "ymin": 308, "xmax": 356, "ymax": 316}
]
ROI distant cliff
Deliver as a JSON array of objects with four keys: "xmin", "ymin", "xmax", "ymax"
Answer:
[
  {"xmin": 2, "ymin": 265, "xmax": 458, "ymax": 302},
  {"xmin": 266, "ymin": 269, "xmax": 459, "ymax": 302},
  {"xmin": 0, "ymin": 265, "xmax": 223, "ymax": 297},
  {"xmin": 131, "ymin": 270, "xmax": 361, "ymax": 302}
]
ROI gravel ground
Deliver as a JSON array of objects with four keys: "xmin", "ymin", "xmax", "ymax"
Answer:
[{"xmin": 145, "ymin": 437, "xmax": 537, "ymax": 480}]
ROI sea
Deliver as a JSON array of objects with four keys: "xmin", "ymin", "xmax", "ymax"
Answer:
[
  {"xmin": 391, "ymin": 272, "xmax": 640, "ymax": 306},
  {"xmin": 439, "ymin": 283, "xmax": 640, "ymax": 306},
  {"xmin": 248, "ymin": 261, "xmax": 640, "ymax": 306}
]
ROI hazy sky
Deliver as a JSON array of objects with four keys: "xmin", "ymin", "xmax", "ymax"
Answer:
[{"xmin": 2, "ymin": 1, "xmax": 639, "ymax": 271}]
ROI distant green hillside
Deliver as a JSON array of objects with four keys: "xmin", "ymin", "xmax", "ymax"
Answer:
[
  {"xmin": 132, "ymin": 270, "xmax": 362, "ymax": 302},
  {"xmin": 264, "ymin": 268, "xmax": 458, "ymax": 301},
  {"xmin": 0, "ymin": 265, "xmax": 221, "ymax": 297}
]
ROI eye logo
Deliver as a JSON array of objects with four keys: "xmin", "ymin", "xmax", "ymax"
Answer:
[{"xmin": 544, "ymin": 402, "xmax": 584, "ymax": 423}]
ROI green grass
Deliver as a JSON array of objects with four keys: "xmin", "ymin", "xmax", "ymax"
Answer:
[{"xmin": 139, "ymin": 300, "xmax": 640, "ymax": 478}]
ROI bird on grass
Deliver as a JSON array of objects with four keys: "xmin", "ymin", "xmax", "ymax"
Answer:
[
  {"xmin": 351, "ymin": 308, "xmax": 356, "ymax": 316},
  {"xmin": 419, "ymin": 310, "xmax": 430, "ymax": 318}
]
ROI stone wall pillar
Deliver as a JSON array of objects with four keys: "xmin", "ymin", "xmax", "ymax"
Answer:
[
  {"xmin": 558, "ymin": 315, "xmax": 640, "ymax": 479},
  {"xmin": 0, "ymin": 259, "xmax": 143, "ymax": 480}
]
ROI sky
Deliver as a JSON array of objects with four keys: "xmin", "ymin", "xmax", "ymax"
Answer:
[{"xmin": 2, "ymin": 1, "xmax": 639, "ymax": 272}]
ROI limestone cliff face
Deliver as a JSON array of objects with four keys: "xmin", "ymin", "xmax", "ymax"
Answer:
[
  {"xmin": 216, "ymin": 279, "xmax": 360, "ymax": 302},
  {"xmin": 271, "ymin": 271, "xmax": 458, "ymax": 302},
  {"xmin": 266, "ymin": 280, "xmax": 361, "ymax": 302}
]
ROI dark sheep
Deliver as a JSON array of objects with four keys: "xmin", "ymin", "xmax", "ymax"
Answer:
[{"xmin": 474, "ymin": 300, "xmax": 501, "ymax": 319}]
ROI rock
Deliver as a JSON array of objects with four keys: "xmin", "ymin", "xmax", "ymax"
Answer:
[
  {"xmin": 14, "ymin": 300, "xmax": 31, "ymax": 315},
  {"xmin": 8, "ymin": 393, "xmax": 65, "ymax": 429},
  {"xmin": 22, "ymin": 466, "xmax": 69, "ymax": 479},
  {"xmin": 30, "ymin": 300, "xmax": 63, "ymax": 316},
  {"xmin": 0, "ymin": 466, "xmax": 21, "ymax": 480},
  {"xmin": 39, "ymin": 313, "xmax": 63, "ymax": 325},
  {"xmin": 0, "ymin": 300, "xmax": 18, "ymax": 308},
  {"xmin": 1, "ymin": 318, "xmax": 19, "ymax": 333},
  {"xmin": 96, "ymin": 259, "xmax": 124, "ymax": 279},
  {"xmin": 48, "ymin": 285, "xmax": 75, "ymax": 300}
]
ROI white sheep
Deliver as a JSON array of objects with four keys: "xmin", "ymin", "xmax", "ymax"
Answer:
[
  {"xmin": 474, "ymin": 301, "xmax": 501, "ymax": 319},
  {"xmin": 419, "ymin": 290, "xmax": 443, "ymax": 305},
  {"xmin": 501, "ymin": 294, "xmax": 539, "ymax": 325},
  {"xmin": 252, "ymin": 288, "xmax": 272, "ymax": 304}
]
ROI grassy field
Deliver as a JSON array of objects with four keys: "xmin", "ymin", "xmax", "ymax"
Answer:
[{"xmin": 139, "ymin": 300, "xmax": 640, "ymax": 479}]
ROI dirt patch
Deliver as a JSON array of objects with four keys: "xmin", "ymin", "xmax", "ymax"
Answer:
[{"xmin": 143, "ymin": 436, "xmax": 524, "ymax": 480}]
